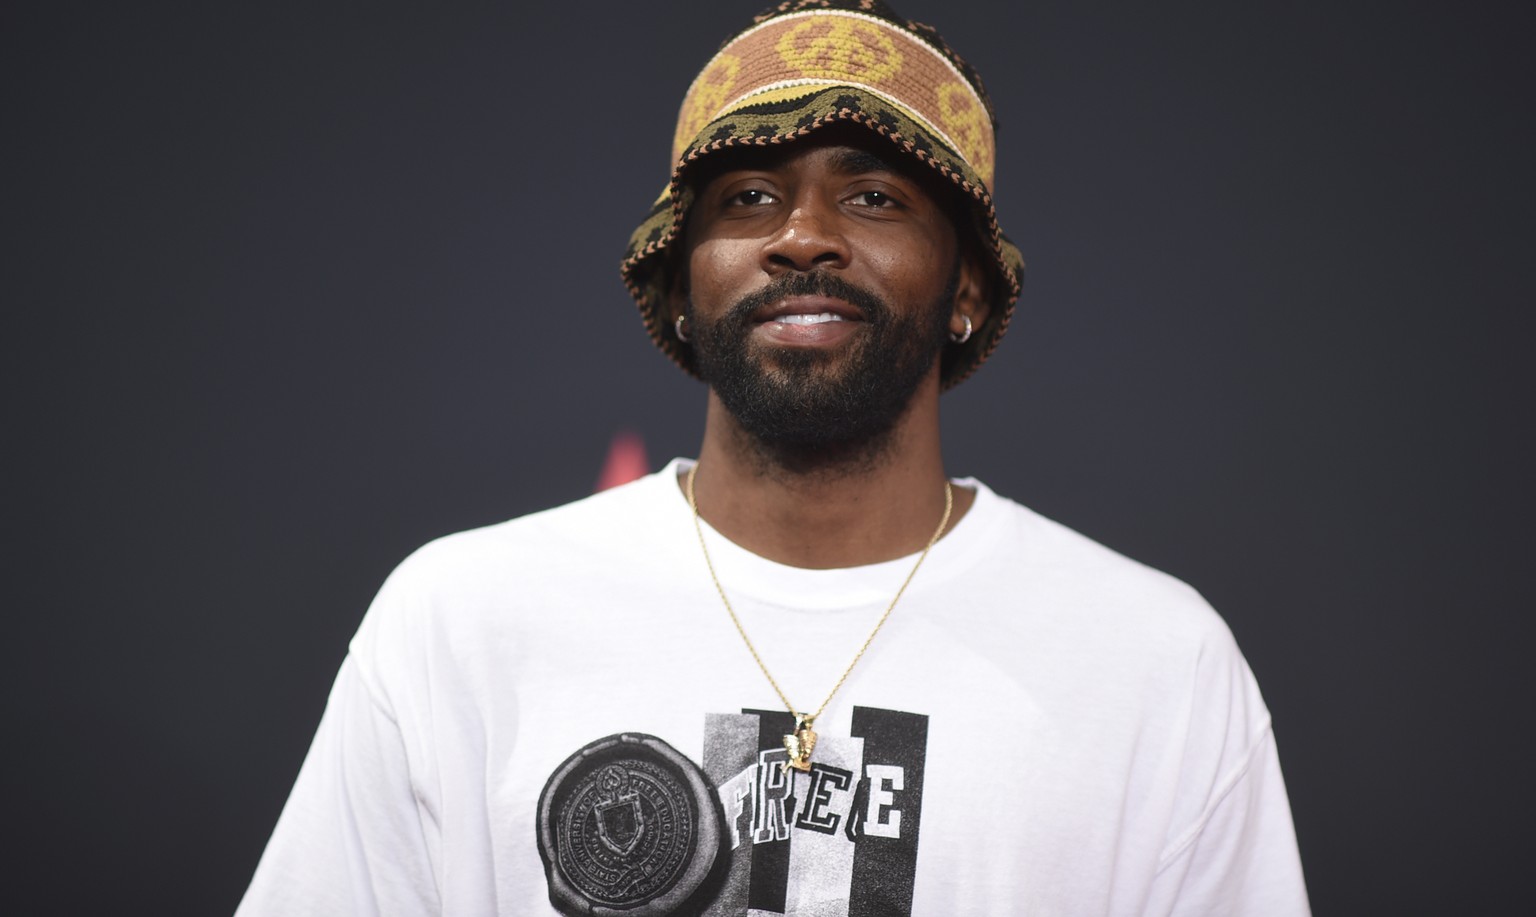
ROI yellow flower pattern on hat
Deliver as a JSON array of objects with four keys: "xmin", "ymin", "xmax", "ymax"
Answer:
[
  {"xmin": 936, "ymin": 81, "xmax": 992, "ymax": 187},
  {"xmin": 673, "ymin": 53, "xmax": 742, "ymax": 163},
  {"xmin": 774, "ymin": 17, "xmax": 903, "ymax": 84},
  {"xmin": 670, "ymin": 10, "xmax": 995, "ymax": 188}
]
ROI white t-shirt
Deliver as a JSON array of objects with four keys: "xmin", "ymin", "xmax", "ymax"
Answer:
[{"xmin": 238, "ymin": 460, "xmax": 1309, "ymax": 916}]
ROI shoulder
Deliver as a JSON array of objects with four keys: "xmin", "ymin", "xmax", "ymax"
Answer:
[
  {"xmin": 386, "ymin": 466, "xmax": 677, "ymax": 591},
  {"xmin": 950, "ymin": 481, "xmax": 1261, "ymax": 728},
  {"xmin": 970, "ymin": 480, "xmax": 1273, "ymax": 734},
  {"xmin": 345, "ymin": 468, "xmax": 682, "ymax": 680},
  {"xmin": 969, "ymin": 482, "xmax": 1226, "ymax": 639}
]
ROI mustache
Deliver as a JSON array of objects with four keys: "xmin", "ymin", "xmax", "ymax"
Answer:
[{"xmin": 720, "ymin": 272, "xmax": 891, "ymax": 325}]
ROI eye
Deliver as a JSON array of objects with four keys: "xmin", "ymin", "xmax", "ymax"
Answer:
[
  {"xmin": 849, "ymin": 190, "xmax": 899, "ymax": 208},
  {"xmin": 727, "ymin": 188, "xmax": 777, "ymax": 206}
]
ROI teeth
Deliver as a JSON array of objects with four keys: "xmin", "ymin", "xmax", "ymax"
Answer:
[{"xmin": 776, "ymin": 312, "xmax": 845, "ymax": 325}]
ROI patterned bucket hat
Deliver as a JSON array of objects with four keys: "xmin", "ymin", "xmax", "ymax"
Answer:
[{"xmin": 620, "ymin": 0, "xmax": 1025, "ymax": 389}]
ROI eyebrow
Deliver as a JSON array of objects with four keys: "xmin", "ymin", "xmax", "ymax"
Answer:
[{"xmin": 827, "ymin": 148, "xmax": 902, "ymax": 176}]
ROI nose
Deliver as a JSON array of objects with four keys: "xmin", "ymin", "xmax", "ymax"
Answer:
[{"xmin": 759, "ymin": 194, "xmax": 850, "ymax": 274}]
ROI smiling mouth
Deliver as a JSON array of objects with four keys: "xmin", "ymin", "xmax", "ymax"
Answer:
[
  {"xmin": 750, "ymin": 293, "xmax": 865, "ymax": 325},
  {"xmin": 771, "ymin": 312, "xmax": 848, "ymax": 325}
]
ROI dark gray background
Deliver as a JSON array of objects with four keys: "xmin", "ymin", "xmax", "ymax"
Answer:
[{"xmin": 6, "ymin": 1, "xmax": 1532, "ymax": 914}]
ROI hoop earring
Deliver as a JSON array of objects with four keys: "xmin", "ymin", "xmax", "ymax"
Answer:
[
  {"xmin": 949, "ymin": 315, "xmax": 972, "ymax": 344},
  {"xmin": 675, "ymin": 314, "xmax": 690, "ymax": 343}
]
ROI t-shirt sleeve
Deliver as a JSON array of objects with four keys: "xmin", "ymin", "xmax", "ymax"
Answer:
[
  {"xmin": 235, "ymin": 655, "xmax": 441, "ymax": 917},
  {"xmin": 1140, "ymin": 626, "xmax": 1312, "ymax": 917}
]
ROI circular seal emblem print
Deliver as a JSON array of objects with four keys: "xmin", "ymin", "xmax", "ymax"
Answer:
[{"xmin": 537, "ymin": 733, "xmax": 726, "ymax": 916}]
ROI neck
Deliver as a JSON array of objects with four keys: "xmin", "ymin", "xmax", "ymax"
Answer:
[{"xmin": 684, "ymin": 376, "xmax": 972, "ymax": 568}]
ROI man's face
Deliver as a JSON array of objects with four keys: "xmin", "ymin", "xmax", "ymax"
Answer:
[{"xmin": 678, "ymin": 130, "xmax": 968, "ymax": 457}]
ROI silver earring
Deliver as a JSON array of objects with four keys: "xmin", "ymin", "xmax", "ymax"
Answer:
[
  {"xmin": 675, "ymin": 314, "xmax": 689, "ymax": 343},
  {"xmin": 950, "ymin": 315, "xmax": 972, "ymax": 344}
]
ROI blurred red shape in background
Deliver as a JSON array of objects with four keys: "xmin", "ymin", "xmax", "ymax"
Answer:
[{"xmin": 595, "ymin": 430, "xmax": 650, "ymax": 492}]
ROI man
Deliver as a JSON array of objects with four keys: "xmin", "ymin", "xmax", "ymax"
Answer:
[{"xmin": 240, "ymin": 2, "xmax": 1309, "ymax": 914}]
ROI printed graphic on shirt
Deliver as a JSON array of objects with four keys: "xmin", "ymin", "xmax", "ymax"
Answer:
[
  {"xmin": 536, "ymin": 733, "xmax": 728, "ymax": 917},
  {"xmin": 701, "ymin": 706, "xmax": 929, "ymax": 917},
  {"xmin": 536, "ymin": 709, "xmax": 927, "ymax": 917}
]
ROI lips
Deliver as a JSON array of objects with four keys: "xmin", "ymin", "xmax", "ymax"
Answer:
[
  {"xmin": 751, "ymin": 295, "xmax": 864, "ymax": 347},
  {"xmin": 750, "ymin": 295, "xmax": 865, "ymax": 325},
  {"xmin": 774, "ymin": 312, "xmax": 846, "ymax": 325}
]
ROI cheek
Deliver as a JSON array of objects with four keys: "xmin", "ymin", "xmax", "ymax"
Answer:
[
  {"xmin": 866, "ymin": 229, "xmax": 956, "ymax": 303},
  {"xmin": 687, "ymin": 238, "xmax": 754, "ymax": 310},
  {"xmin": 916, "ymin": 223, "xmax": 960, "ymax": 302},
  {"xmin": 860, "ymin": 244, "xmax": 906, "ymax": 288}
]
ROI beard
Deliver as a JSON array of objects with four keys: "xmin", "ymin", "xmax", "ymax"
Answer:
[{"xmin": 689, "ymin": 269, "xmax": 955, "ymax": 471}]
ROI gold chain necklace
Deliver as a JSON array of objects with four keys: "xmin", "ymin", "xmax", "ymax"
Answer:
[{"xmin": 685, "ymin": 463, "xmax": 953, "ymax": 773}]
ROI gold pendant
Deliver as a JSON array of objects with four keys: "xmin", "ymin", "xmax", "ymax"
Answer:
[{"xmin": 782, "ymin": 714, "xmax": 817, "ymax": 773}]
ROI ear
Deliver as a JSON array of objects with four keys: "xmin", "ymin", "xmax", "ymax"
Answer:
[{"xmin": 949, "ymin": 249, "xmax": 991, "ymax": 340}]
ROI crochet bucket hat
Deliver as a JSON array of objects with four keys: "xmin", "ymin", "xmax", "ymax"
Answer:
[{"xmin": 620, "ymin": 0, "xmax": 1024, "ymax": 388}]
